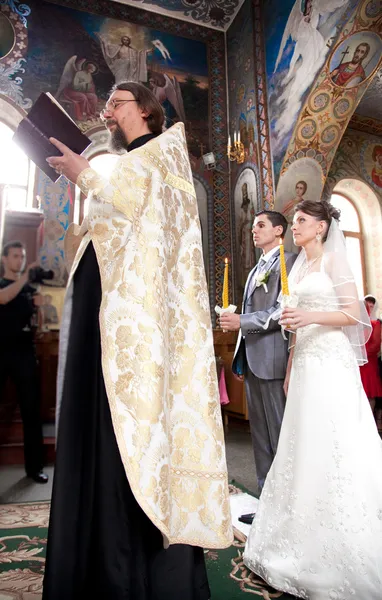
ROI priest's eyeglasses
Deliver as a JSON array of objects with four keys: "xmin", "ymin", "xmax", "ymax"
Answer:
[{"xmin": 100, "ymin": 99, "xmax": 137, "ymax": 118}]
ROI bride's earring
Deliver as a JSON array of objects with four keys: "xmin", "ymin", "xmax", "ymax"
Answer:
[{"xmin": 316, "ymin": 233, "xmax": 322, "ymax": 242}]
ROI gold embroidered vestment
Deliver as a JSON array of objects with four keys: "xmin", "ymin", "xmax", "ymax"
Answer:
[{"xmin": 60, "ymin": 123, "xmax": 233, "ymax": 549}]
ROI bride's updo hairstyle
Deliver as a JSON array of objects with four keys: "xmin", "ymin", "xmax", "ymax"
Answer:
[{"xmin": 294, "ymin": 199, "xmax": 341, "ymax": 241}]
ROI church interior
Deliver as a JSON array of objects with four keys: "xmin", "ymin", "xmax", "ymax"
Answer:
[{"xmin": 0, "ymin": 0, "xmax": 381, "ymax": 597}]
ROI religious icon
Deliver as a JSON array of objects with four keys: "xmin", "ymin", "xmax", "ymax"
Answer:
[
  {"xmin": 96, "ymin": 33, "xmax": 170, "ymax": 85},
  {"xmin": 276, "ymin": 157, "xmax": 324, "ymax": 252},
  {"xmin": 238, "ymin": 182, "xmax": 256, "ymax": 288},
  {"xmin": 371, "ymin": 145, "xmax": 382, "ymax": 189},
  {"xmin": 236, "ymin": 84, "xmax": 245, "ymax": 105},
  {"xmin": 330, "ymin": 42, "xmax": 370, "ymax": 88},
  {"xmin": 39, "ymin": 287, "xmax": 66, "ymax": 329},
  {"xmin": 282, "ymin": 180, "xmax": 307, "ymax": 222},
  {"xmin": 55, "ymin": 56, "xmax": 99, "ymax": 121},
  {"xmin": 42, "ymin": 294, "xmax": 59, "ymax": 326},
  {"xmin": 329, "ymin": 32, "xmax": 382, "ymax": 89},
  {"xmin": 233, "ymin": 168, "xmax": 258, "ymax": 299}
]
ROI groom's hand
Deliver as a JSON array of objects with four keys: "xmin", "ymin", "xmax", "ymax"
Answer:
[{"xmin": 219, "ymin": 313, "xmax": 240, "ymax": 331}]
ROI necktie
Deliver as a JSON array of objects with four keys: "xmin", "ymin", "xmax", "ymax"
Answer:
[
  {"xmin": 247, "ymin": 257, "xmax": 266, "ymax": 298},
  {"xmin": 258, "ymin": 256, "xmax": 266, "ymax": 271}
]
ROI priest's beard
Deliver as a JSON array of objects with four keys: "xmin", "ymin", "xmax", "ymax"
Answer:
[{"xmin": 108, "ymin": 122, "xmax": 129, "ymax": 154}]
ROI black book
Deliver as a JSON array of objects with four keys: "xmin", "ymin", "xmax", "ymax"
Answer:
[{"xmin": 13, "ymin": 92, "xmax": 91, "ymax": 183}]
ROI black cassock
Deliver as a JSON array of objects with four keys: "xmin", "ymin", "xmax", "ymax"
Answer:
[{"xmin": 43, "ymin": 135, "xmax": 210, "ymax": 600}]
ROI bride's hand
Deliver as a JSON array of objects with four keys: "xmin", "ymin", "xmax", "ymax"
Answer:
[
  {"xmin": 283, "ymin": 373, "xmax": 290, "ymax": 396},
  {"xmin": 280, "ymin": 307, "xmax": 312, "ymax": 329}
]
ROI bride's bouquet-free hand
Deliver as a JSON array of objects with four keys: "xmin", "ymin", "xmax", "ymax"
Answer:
[{"xmin": 280, "ymin": 293, "xmax": 299, "ymax": 334}]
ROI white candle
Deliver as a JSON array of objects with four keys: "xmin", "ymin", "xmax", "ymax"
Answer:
[
  {"xmin": 228, "ymin": 135, "xmax": 231, "ymax": 147},
  {"xmin": 238, "ymin": 130, "xmax": 241, "ymax": 143},
  {"xmin": 234, "ymin": 131, "xmax": 237, "ymax": 144}
]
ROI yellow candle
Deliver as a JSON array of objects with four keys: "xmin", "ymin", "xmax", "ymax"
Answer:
[
  {"xmin": 222, "ymin": 258, "xmax": 229, "ymax": 308},
  {"xmin": 279, "ymin": 238, "xmax": 289, "ymax": 296}
]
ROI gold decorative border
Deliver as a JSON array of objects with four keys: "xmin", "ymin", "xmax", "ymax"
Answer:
[
  {"xmin": 349, "ymin": 113, "xmax": 382, "ymax": 136},
  {"xmin": 252, "ymin": 0, "xmax": 275, "ymax": 209},
  {"xmin": 143, "ymin": 149, "xmax": 196, "ymax": 198}
]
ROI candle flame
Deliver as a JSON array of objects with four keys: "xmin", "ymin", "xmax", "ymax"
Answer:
[{"xmin": 224, "ymin": 257, "xmax": 228, "ymax": 264}]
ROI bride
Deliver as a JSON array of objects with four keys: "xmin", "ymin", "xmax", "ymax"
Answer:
[{"xmin": 243, "ymin": 199, "xmax": 382, "ymax": 599}]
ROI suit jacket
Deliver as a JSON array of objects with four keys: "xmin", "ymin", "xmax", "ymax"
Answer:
[{"xmin": 233, "ymin": 249, "xmax": 297, "ymax": 380}]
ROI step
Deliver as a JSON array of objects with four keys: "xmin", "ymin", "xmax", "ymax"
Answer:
[
  {"xmin": 0, "ymin": 420, "xmax": 24, "ymax": 444},
  {"xmin": 0, "ymin": 436, "xmax": 55, "ymax": 466}
]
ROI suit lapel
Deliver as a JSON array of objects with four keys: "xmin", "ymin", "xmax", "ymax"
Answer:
[
  {"xmin": 245, "ymin": 249, "xmax": 280, "ymax": 302},
  {"xmin": 243, "ymin": 264, "xmax": 259, "ymax": 304},
  {"xmin": 263, "ymin": 249, "xmax": 280, "ymax": 274}
]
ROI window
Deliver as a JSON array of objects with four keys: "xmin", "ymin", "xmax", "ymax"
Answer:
[
  {"xmin": 330, "ymin": 193, "xmax": 365, "ymax": 296},
  {"xmin": 74, "ymin": 152, "xmax": 119, "ymax": 224},
  {"xmin": 0, "ymin": 121, "xmax": 35, "ymax": 210}
]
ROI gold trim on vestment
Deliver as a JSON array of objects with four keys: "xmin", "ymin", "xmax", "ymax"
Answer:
[{"xmin": 142, "ymin": 149, "xmax": 196, "ymax": 198}]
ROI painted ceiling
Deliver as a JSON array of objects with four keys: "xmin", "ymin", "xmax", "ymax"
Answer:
[
  {"xmin": 355, "ymin": 68, "xmax": 382, "ymax": 123},
  {"xmin": 110, "ymin": 0, "xmax": 244, "ymax": 30},
  {"xmin": 109, "ymin": 1, "xmax": 382, "ymax": 128}
]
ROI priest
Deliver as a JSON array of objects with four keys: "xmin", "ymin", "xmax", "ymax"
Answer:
[{"xmin": 43, "ymin": 82, "xmax": 232, "ymax": 600}]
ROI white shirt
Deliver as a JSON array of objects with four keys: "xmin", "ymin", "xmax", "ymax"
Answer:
[
  {"xmin": 246, "ymin": 244, "xmax": 280, "ymax": 299},
  {"xmin": 258, "ymin": 244, "xmax": 280, "ymax": 270}
]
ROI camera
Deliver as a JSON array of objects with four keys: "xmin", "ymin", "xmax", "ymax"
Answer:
[{"xmin": 28, "ymin": 266, "xmax": 54, "ymax": 284}]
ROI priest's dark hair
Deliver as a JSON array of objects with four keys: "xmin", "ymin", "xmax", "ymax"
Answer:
[
  {"xmin": 255, "ymin": 210, "xmax": 288, "ymax": 238},
  {"xmin": 111, "ymin": 82, "xmax": 165, "ymax": 135}
]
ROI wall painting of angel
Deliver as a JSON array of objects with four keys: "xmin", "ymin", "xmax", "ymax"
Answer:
[
  {"xmin": 21, "ymin": 1, "xmax": 209, "ymax": 155},
  {"xmin": 56, "ymin": 57, "xmax": 99, "ymax": 122}
]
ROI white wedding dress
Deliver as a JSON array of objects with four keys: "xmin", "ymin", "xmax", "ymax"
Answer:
[{"xmin": 244, "ymin": 270, "xmax": 382, "ymax": 599}]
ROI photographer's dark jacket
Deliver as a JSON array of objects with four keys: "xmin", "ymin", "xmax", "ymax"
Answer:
[{"xmin": 0, "ymin": 278, "xmax": 36, "ymax": 347}]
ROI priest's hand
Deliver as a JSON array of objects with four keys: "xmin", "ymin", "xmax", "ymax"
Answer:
[
  {"xmin": 46, "ymin": 138, "xmax": 90, "ymax": 184},
  {"xmin": 219, "ymin": 313, "xmax": 241, "ymax": 331}
]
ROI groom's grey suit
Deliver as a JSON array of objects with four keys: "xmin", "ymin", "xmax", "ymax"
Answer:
[{"xmin": 233, "ymin": 248, "xmax": 296, "ymax": 492}]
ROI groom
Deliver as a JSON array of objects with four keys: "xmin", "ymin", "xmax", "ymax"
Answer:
[{"xmin": 220, "ymin": 210, "xmax": 296, "ymax": 493}]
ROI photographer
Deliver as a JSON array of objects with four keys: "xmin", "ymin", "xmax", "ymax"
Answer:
[{"xmin": 0, "ymin": 241, "xmax": 48, "ymax": 484}]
